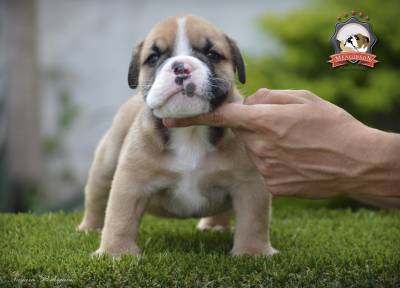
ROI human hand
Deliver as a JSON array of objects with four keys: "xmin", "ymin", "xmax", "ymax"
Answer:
[{"xmin": 163, "ymin": 89, "xmax": 400, "ymax": 198}]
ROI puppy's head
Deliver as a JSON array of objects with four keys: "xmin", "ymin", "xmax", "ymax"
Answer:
[
  {"xmin": 354, "ymin": 33, "xmax": 369, "ymax": 48},
  {"xmin": 128, "ymin": 15, "xmax": 245, "ymax": 118}
]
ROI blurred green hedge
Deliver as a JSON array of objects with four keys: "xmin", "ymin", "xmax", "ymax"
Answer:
[{"xmin": 243, "ymin": 0, "xmax": 400, "ymax": 132}]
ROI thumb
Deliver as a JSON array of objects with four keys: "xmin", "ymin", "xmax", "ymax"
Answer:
[{"xmin": 163, "ymin": 102, "xmax": 254, "ymax": 129}]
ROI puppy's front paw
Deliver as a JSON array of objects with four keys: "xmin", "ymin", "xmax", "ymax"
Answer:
[
  {"xmin": 92, "ymin": 245, "xmax": 141, "ymax": 258},
  {"xmin": 231, "ymin": 244, "xmax": 278, "ymax": 257}
]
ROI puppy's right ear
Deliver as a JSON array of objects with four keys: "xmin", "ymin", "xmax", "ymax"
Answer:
[{"xmin": 128, "ymin": 41, "xmax": 144, "ymax": 89}]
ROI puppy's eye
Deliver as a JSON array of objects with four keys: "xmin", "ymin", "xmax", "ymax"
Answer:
[
  {"xmin": 145, "ymin": 53, "xmax": 160, "ymax": 66},
  {"xmin": 207, "ymin": 50, "xmax": 222, "ymax": 62}
]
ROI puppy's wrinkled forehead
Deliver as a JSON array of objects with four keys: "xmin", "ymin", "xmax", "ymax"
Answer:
[{"xmin": 142, "ymin": 16, "xmax": 229, "ymax": 59}]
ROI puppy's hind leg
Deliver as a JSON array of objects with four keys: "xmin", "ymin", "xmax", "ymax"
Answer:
[{"xmin": 197, "ymin": 211, "xmax": 231, "ymax": 232}]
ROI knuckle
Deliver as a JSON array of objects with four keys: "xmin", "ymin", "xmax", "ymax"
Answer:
[
  {"xmin": 299, "ymin": 89, "xmax": 318, "ymax": 101},
  {"xmin": 211, "ymin": 111, "xmax": 224, "ymax": 125},
  {"xmin": 298, "ymin": 89, "xmax": 312, "ymax": 97},
  {"xmin": 255, "ymin": 88, "xmax": 270, "ymax": 97}
]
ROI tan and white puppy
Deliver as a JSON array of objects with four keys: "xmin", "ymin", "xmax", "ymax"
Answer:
[
  {"xmin": 339, "ymin": 33, "xmax": 370, "ymax": 52},
  {"xmin": 78, "ymin": 15, "xmax": 277, "ymax": 257}
]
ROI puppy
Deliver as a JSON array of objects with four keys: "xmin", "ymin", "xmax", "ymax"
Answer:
[
  {"xmin": 78, "ymin": 15, "xmax": 277, "ymax": 257},
  {"xmin": 339, "ymin": 33, "xmax": 369, "ymax": 52}
]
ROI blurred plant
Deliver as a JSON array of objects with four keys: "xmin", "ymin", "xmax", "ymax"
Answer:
[
  {"xmin": 43, "ymin": 88, "xmax": 79, "ymax": 155},
  {"xmin": 38, "ymin": 70, "xmax": 82, "ymax": 212},
  {"xmin": 243, "ymin": 0, "xmax": 400, "ymax": 131}
]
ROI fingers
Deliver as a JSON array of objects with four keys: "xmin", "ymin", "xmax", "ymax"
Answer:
[
  {"xmin": 163, "ymin": 88, "xmax": 319, "ymax": 129},
  {"xmin": 163, "ymin": 102, "xmax": 257, "ymax": 129},
  {"xmin": 243, "ymin": 88, "xmax": 318, "ymax": 105}
]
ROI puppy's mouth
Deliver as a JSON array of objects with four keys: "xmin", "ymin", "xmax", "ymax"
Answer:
[
  {"xmin": 150, "ymin": 89, "xmax": 183, "ymax": 110},
  {"xmin": 150, "ymin": 83, "xmax": 198, "ymax": 110}
]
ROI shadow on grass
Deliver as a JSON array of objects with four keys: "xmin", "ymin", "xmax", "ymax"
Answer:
[
  {"xmin": 273, "ymin": 197, "xmax": 380, "ymax": 212},
  {"xmin": 324, "ymin": 197, "xmax": 381, "ymax": 211},
  {"xmin": 140, "ymin": 229, "xmax": 233, "ymax": 255}
]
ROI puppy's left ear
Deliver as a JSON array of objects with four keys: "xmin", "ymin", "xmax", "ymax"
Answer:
[
  {"xmin": 225, "ymin": 36, "xmax": 246, "ymax": 84},
  {"xmin": 128, "ymin": 41, "xmax": 144, "ymax": 89}
]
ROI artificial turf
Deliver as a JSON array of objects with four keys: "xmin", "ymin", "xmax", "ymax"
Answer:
[{"xmin": 0, "ymin": 198, "xmax": 399, "ymax": 287}]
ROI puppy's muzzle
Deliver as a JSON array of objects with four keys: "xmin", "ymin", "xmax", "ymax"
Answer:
[
  {"xmin": 145, "ymin": 55, "xmax": 211, "ymax": 118},
  {"xmin": 171, "ymin": 61, "xmax": 197, "ymax": 97}
]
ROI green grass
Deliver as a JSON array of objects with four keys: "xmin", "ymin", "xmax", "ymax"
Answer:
[{"xmin": 0, "ymin": 199, "xmax": 399, "ymax": 287}]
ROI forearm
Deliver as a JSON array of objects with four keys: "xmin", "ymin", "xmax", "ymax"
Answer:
[
  {"xmin": 164, "ymin": 88, "xmax": 400, "ymax": 199},
  {"xmin": 341, "ymin": 127, "xmax": 400, "ymax": 197}
]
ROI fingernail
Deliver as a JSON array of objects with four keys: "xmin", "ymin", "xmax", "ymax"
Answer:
[{"xmin": 162, "ymin": 118, "xmax": 175, "ymax": 127}]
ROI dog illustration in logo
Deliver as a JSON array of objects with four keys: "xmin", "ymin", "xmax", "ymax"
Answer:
[
  {"xmin": 329, "ymin": 16, "xmax": 378, "ymax": 68},
  {"xmin": 339, "ymin": 33, "xmax": 370, "ymax": 52}
]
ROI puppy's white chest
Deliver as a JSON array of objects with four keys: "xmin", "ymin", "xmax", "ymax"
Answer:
[
  {"xmin": 173, "ymin": 170, "xmax": 208, "ymax": 214},
  {"xmin": 169, "ymin": 126, "xmax": 215, "ymax": 170},
  {"xmin": 169, "ymin": 127, "xmax": 217, "ymax": 213},
  {"xmin": 148, "ymin": 127, "xmax": 231, "ymax": 217}
]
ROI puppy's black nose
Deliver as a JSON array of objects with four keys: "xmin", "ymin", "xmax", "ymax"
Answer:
[
  {"xmin": 172, "ymin": 61, "xmax": 191, "ymax": 85},
  {"xmin": 172, "ymin": 61, "xmax": 185, "ymax": 74}
]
